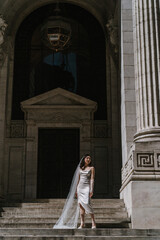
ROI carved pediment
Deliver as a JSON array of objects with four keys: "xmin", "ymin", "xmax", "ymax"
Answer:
[
  {"xmin": 36, "ymin": 95, "xmax": 83, "ymax": 105},
  {"xmin": 21, "ymin": 88, "xmax": 97, "ymax": 110}
]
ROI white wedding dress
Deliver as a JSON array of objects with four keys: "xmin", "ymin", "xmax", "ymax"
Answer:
[
  {"xmin": 77, "ymin": 168, "xmax": 94, "ymax": 214},
  {"xmin": 53, "ymin": 164, "xmax": 94, "ymax": 229}
]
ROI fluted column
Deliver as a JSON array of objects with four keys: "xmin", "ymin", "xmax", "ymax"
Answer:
[{"xmin": 133, "ymin": 0, "xmax": 160, "ymax": 141}]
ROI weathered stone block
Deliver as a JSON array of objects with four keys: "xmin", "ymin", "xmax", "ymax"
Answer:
[
  {"xmin": 122, "ymin": 20, "xmax": 133, "ymax": 32},
  {"xmin": 122, "ymin": 0, "xmax": 133, "ymax": 10}
]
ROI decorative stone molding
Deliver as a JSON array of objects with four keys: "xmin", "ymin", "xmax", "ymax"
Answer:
[
  {"xmin": 106, "ymin": 18, "xmax": 118, "ymax": 53},
  {"xmin": 21, "ymin": 88, "xmax": 97, "ymax": 124},
  {"xmin": 121, "ymin": 150, "xmax": 160, "ymax": 188},
  {"xmin": 27, "ymin": 110, "xmax": 84, "ymax": 123},
  {"xmin": 0, "ymin": 16, "xmax": 7, "ymax": 45},
  {"xmin": 137, "ymin": 153, "xmax": 154, "ymax": 168},
  {"xmin": 122, "ymin": 151, "xmax": 134, "ymax": 184},
  {"xmin": 157, "ymin": 154, "xmax": 160, "ymax": 168},
  {"xmin": 0, "ymin": 15, "xmax": 8, "ymax": 67},
  {"xmin": 10, "ymin": 121, "xmax": 25, "ymax": 138}
]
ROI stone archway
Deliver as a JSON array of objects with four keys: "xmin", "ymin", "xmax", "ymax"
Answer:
[{"xmin": 0, "ymin": 0, "xmax": 121, "ymax": 200}]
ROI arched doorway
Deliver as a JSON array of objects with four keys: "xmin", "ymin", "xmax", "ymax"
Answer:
[
  {"xmin": 12, "ymin": 3, "xmax": 106, "ymax": 120},
  {"xmin": 6, "ymin": 1, "xmax": 121, "ymax": 199}
]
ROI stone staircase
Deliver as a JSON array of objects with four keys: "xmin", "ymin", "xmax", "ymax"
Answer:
[
  {"xmin": 0, "ymin": 199, "xmax": 130, "ymax": 228},
  {"xmin": 0, "ymin": 199, "xmax": 159, "ymax": 239}
]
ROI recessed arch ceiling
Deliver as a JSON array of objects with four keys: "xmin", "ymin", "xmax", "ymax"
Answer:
[{"xmin": 0, "ymin": 0, "xmax": 117, "ymax": 36}]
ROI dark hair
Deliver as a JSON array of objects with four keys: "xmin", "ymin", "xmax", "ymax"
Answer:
[{"xmin": 80, "ymin": 154, "xmax": 92, "ymax": 170}]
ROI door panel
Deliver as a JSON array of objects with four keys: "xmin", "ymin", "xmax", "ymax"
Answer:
[{"xmin": 37, "ymin": 128, "xmax": 79, "ymax": 198}]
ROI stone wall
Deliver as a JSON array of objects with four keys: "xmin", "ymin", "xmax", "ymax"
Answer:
[{"xmin": 121, "ymin": 0, "xmax": 136, "ymax": 166}]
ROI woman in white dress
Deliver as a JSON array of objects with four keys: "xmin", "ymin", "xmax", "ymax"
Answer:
[
  {"xmin": 76, "ymin": 154, "xmax": 96, "ymax": 229},
  {"xmin": 53, "ymin": 154, "xmax": 96, "ymax": 229}
]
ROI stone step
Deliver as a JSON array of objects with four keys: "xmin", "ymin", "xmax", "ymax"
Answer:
[
  {"xmin": 0, "ymin": 199, "xmax": 125, "ymax": 208},
  {"xmin": 1, "ymin": 210, "xmax": 127, "ymax": 218},
  {"xmin": 0, "ymin": 229, "xmax": 160, "ymax": 239},
  {"xmin": 0, "ymin": 235, "xmax": 160, "ymax": 240},
  {"xmin": 1, "ymin": 199, "xmax": 124, "ymax": 203},
  {"xmin": 0, "ymin": 199, "xmax": 130, "ymax": 230},
  {"xmin": 0, "ymin": 228, "xmax": 160, "ymax": 236},
  {"xmin": 0, "ymin": 228, "xmax": 156, "ymax": 236},
  {"xmin": 1, "ymin": 214, "xmax": 128, "ymax": 220},
  {"xmin": 2, "ymin": 207, "xmax": 126, "ymax": 212},
  {"xmin": 0, "ymin": 218, "xmax": 130, "ymax": 228},
  {"xmin": 0, "ymin": 217, "xmax": 130, "ymax": 224},
  {"xmin": 0, "ymin": 203, "xmax": 125, "ymax": 209}
]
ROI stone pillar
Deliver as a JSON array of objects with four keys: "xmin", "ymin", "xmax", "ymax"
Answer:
[
  {"xmin": 133, "ymin": 0, "xmax": 160, "ymax": 141},
  {"xmin": 0, "ymin": 16, "xmax": 8, "ymax": 200},
  {"xmin": 25, "ymin": 120, "xmax": 37, "ymax": 199},
  {"xmin": 0, "ymin": 55, "xmax": 8, "ymax": 200},
  {"xmin": 120, "ymin": 0, "xmax": 160, "ymax": 229},
  {"xmin": 120, "ymin": 0, "xmax": 136, "ymax": 166}
]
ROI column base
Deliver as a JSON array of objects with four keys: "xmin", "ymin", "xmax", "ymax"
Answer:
[
  {"xmin": 120, "ymin": 141, "xmax": 160, "ymax": 229},
  {"xmin": 120, "ymin": 181, "xmax": 160, "ymax": 229},
  {"xmin": 134, "ymin": 128, "xmax": 160, "ymax": 142}
]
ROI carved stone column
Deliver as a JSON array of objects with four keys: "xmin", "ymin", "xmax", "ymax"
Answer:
[
  {"xmin": 120, "ymin": 0, "xmax": 160, "ymax": 229},
  {"xmin": 133, "ymin": 0, "xmax": 160, "ymax": 141}
]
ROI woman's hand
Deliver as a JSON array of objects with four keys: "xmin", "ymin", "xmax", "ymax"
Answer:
[{"xmin": 90, "ymin": 192, "xmax": 93, "ymax": 198}]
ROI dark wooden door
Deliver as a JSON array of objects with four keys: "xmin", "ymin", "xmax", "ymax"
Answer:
[{"xmin": 37, "ymin": 128, "xmax": 80, "ymax": 198}]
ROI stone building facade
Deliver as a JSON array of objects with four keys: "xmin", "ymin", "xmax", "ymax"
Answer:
[{"xmin": 0, "ymin": 0, "xmax": 160, "ymax": 229}]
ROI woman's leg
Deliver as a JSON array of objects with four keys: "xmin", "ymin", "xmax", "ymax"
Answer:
[
  {"xmin": 90, "ymin": 213, "xmax": 96, "ymax": 228},
  {"xmin": 79, "ymin": 204, "xmax": 85, "ymax": 227}
]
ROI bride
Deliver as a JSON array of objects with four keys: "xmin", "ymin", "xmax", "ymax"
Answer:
[
  {"xmin": 76, "ymin": 154, "xmax": 96, "ymax": 229},
  {"xmin": 53, "ymin": 154, "xmax": 96, "ymax": 229}
]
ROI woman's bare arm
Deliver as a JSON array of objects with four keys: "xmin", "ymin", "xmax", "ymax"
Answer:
[{"xmin": 90, "ymin": 167, "xmax": 95, "ymax": 197}]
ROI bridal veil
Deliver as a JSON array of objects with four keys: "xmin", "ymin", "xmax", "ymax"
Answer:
[{"xmin": 53, "ymin": 158, "xmax": 82, "ymax": 229}]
